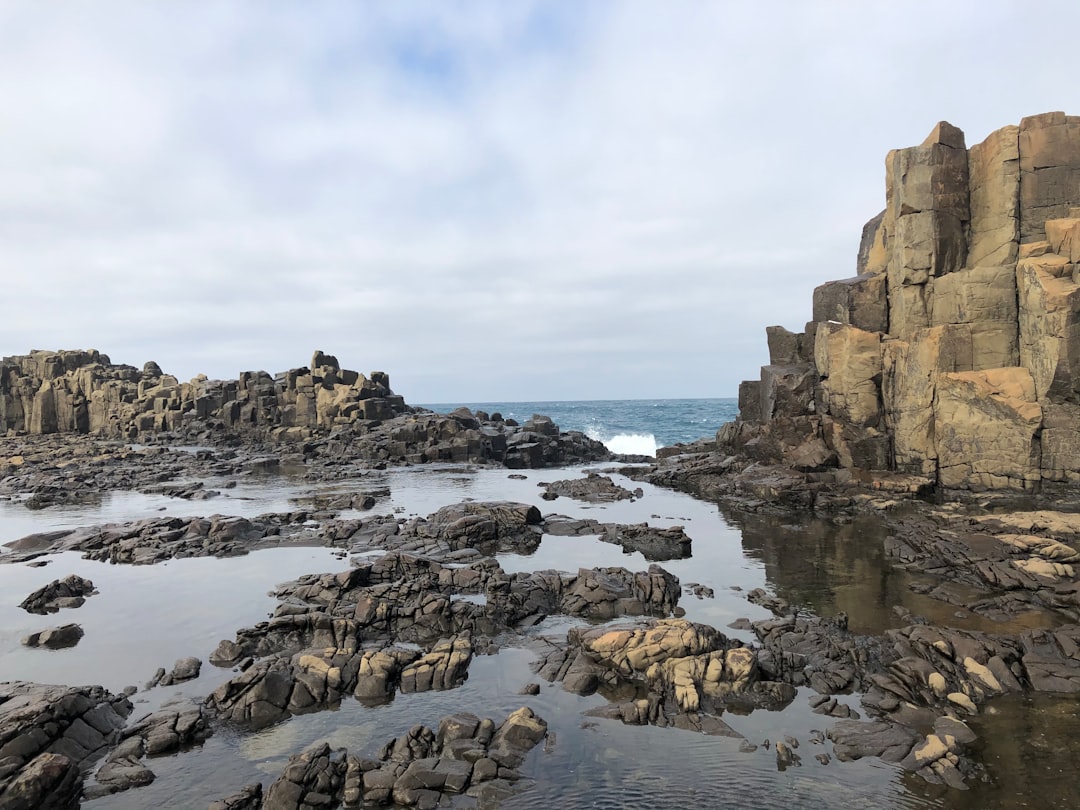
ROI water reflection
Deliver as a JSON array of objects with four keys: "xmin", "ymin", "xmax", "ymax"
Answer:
[
  {"xmin": 726, "ymin": 509, "xmax": 1060, "ymax": 636},
  {"xmin": 0, "ymin": 465, "xmax": 1064, "ymax": 809}
]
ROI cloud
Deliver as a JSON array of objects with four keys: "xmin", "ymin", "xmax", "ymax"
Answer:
[{"xmin": 1, "ymin": 1, "xmax": 1077, "ymax": 401}]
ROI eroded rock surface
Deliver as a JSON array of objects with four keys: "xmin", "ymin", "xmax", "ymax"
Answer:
[{"xmin": 0, "ymin": 682, "xmax": 132, "ymax": 808}]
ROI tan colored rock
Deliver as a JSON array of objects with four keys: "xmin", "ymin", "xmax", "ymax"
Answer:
[
  {"xmin": 997, "ymin": 533, "xmax": 1080, "ymax": 563},
  {"xmin": 577, "ymin": 619, "xmax": 725, "ymax": 677},
  {"xmin": 815, "ymin": 323, "xmax": 882, "ymax": 427},
  {"xmin": 933, "ymin": 368, "xmax": 1042, "ymax": 490},
  {"xmin": 946, "ymin": 691, "xmax": 978, "ymax": 714},
  {"xmin": 1016, "ymin": 258, "xmax": 1080, "ymax": 400},
  {"xmin": 968, "ymin": 124, "xmax": 1020, "ymax": 267},
  {"xmin": 882, "ymin": 327, "xmax": 971, "ymax": 475},
  {"xmin": 857, "ymin": 210, "xmax": 888, "ymax": 276},
  {"xmin": 1011, "ymin": 557, "xmax": 1074, "ymax": 580},
  {"xmin": 927, "ymin": 671, "xmax": 947, "ymax": 698},
  {"xmin": 1019, "ymin": 112, "xmax": 1080, "ymax": 243},
  {"xmin": 930, "ymin": 264, "xmax": 1019, "ymax": 369},
  {"xmin": 1046, "ymin": 217, "xmax": 1080, "ymax": 262},
  {"xmin": 1041, "ymin": 402, "xmax": 1080, "ymax": 483},
  {"xmin": 962, "ymin": 657, "xmax": 1003, "ymax": 694}
]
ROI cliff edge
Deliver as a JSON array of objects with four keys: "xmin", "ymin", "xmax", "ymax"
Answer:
[{"xmin": 722, "ymin": 112, "xmax": 1080, "ymax": 492}]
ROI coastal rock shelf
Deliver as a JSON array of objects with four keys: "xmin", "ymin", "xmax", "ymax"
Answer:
[
  {"xmin": 725, "ymin": 112, "xmax": 1080, "ymax": 492},
  {"xmin": 0, "ymin": 349, "xmax": 609, "ymax": 469}
]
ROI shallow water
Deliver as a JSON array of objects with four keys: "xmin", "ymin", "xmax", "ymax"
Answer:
[{"xmin": 0, "ymin": 465, "xmax": 1067, "ymax": 808}]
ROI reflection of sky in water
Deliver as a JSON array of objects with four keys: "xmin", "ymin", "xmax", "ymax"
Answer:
[{"xmin": 0, "ymin": 464, "xmax": 974, "ymax": 809}]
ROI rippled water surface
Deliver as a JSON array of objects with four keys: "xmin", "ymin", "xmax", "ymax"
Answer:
[{"xmin": 1, "ymin": 464, "xmax": 1073, "ymax": 808}]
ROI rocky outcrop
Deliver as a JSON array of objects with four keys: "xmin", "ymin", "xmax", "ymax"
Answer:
[
  {"xmin": 723, "ymin": 112, "xmax": 1080, "ymax": 492},
  {"xmin": 19, "ymin": 575, "xmax": 96, "ymax": 614},
  {"xmin": 534, "ymin": 618, "xmax": 796, "ymax": 726},
  {"xmin": 0, "ymin": 351, "xmax": 610, "ymax": 469},
  {"xmin": 210, "ymin": 708, "xmax": 546, "ymax": 809},
  {"xmin": 0, "ymin": 682, "xmax": 132, "ymax": 808},
  {"xmin": 87, "ymin": 701, "xmax": 213, "ymax": 797}
]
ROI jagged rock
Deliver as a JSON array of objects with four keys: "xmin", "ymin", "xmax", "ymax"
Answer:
[
  {"xmin": 19, "ymin": 575, "xmax": 96, "ymax": 614},
  {"xmin": 0, "ymin": 351, "xmax": 609, "ymax": 471},
  {"xmin": 233, "ymin": 708, "xmax": 546, "ymax": 809},
  {"xmin": 208, "ymin": 783, "xmax": 263, "ymax": 810},
  {"xmin": 722, "ymin": 112, "xmax": 1080, "ymax": 491},
  {"xmin": 0, "ymin": 682, "xmax": 131, "ymax": 808},
  {"xmin": 146, "ymin": 657, "xmax": 202, "ymax": 688},
  {"xmin": 540, "ymin": 473, "xmax": 640, "ymax": 502}
]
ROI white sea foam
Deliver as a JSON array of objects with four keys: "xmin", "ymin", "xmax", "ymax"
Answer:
[{"xmin": 588, "ymin": 431, "xmax": 658, "ymax": 456}]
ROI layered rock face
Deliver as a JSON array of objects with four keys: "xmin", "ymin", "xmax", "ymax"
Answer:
[
  {"xmin": 0, "ymin": 349, "xmax": 403, "ymax": 441},
  {"xmin": 725, "ymin": 112, "xmax": 1080, "ymax": 491},
  {"xmin": 0, "ymin": 350, "xmax": 609, "ymax": 468}
]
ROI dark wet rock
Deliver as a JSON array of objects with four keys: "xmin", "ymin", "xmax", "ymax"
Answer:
[
  {"xmin": 349, "ymin": 501, "xmax": 544, "ymax": 559},
  {"xmin": 543, "ymin": 515, "xmax": 692, "ymax": 561},
  {"xmin": 208, "ymin": 782, "xmax": 263, "ymax": 810},
  {"xmin": 262, "ymin": 742, "xmax": 349, "ymax": 809},
  {"xmin": 775, "ymin": 740, "xmax": 801, "ymax": 770},
  {"xmin": 2, "ymin": 510, "xmax": 362, "ymax": 566},
  {"xmin": 231, "ymin": 708, "xmax": 545, "ymax": 809},
  {"xmin": 21, "ymin": 624, "xmax": 84, "ymax": 649},
  {"xmin": 0, "ymin": 752, "xmax": 81, "ymax": 810},
  {"xmin": 685, "ymin": 582, "xmax": 714, "ymax": 599},
  {"xmin": 140, "ymin": 481, "xmax": 220, "ymax": 500},
  {"xmin": 145, "ymin": 657, "xmax": 202, "ymax": 688},
  {"xmin": 751, "ymin": 612, "xmax": 883, "ymax": 695},
  {"xmin": 0, "ymin": 682, "xmax": 132, "ymax": 807},
  {"xmin": 584, "ymin": 697, "xmax": 744, "ymax": 738},
  {"xmin": 87, "ymin": 700, "xmax": 212, "ymax": 797},
  {"xmin": 808, "ymin": 694, "xmax": 860, "ymax": 719},
  {"xmin": 19, "ymin": 575, "xmax": 97, "ymax": 614},
  {"xmin": 206, "ymin": 638, "xmax": 467, "ymax": 730},
  {"xmin": 219, "ymin": 547, "xmax": 680, "ymax": 664},
  {"xmin": 539, "ymin": 473, "xmax": 641, "ymax": 502},
  {"xmin": 827, "ymin": 720, "xmax": 920, "ymax": 763}
]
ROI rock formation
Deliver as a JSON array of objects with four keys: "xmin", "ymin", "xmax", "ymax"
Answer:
[
  {"xmin": 724, "ymin": 112, "xmax": 1080, "ymax": 492},
  {"xmin": 0, "ymin": 350, "xmax": 610, "ymax": 467},
  {"xmin": 0, "ymin": 349, "xmax": 403, "ymax": 440}
]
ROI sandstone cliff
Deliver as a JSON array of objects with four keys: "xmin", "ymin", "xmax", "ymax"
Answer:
[
  {"xmin": 723, "ymin": 112, "xmax": 1080, "ymax": 492},
  {"xmin": 0, "ymin": 350, "xmax": 609, "ymax": 468},
  {"xmin": 0, "ymin": 349, "xmax": 403, "ymax": 440}
]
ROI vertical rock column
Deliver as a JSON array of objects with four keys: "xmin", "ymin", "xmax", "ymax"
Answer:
[{"xmin": 884, "ymin": 122, "xmax": 970, "ymax": 338}]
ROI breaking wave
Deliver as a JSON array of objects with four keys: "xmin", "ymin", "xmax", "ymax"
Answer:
[{"xmin": 588, "ymin": 430, "xmax": 659, "ymax": 457}]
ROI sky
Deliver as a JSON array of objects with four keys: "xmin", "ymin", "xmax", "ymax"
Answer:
[{"xmin": 1, "ymin": 2, "xmax": 1077, "ymax": 403}]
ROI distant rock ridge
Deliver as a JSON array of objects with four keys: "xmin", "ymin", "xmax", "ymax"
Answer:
[
  {"xmin": 0, "ymin": 349, "xmax": 403, "ymax": 440},
  {"xmin": 0, "ymin": 350, "xmax": 609, "ymax": 468},
  {"xmin": 722, "ymin": 111, "xmax": 1080, "ymax": 492}
]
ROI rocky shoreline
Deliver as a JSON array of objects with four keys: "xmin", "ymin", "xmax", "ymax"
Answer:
[
  {"xmin": 6, "ymin": 111, "xmax": 1080, "ymax": 808},
  {"xmin": 4, "ymin": 422, "xmax": 1080, "ymax": 807}
]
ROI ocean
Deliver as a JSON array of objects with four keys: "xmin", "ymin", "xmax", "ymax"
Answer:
[{"xmin": 419, "ymin": 397, "xmax": 740, "ymax": 456}]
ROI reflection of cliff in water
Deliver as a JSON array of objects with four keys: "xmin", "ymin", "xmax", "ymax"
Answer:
[
  {"xmin": 722, "ymin": 507, "xmax": 1051, "ymax": 636},
  {"xmin": 722, "ymin": 508, "xmax": 906, "ymax": 634}
]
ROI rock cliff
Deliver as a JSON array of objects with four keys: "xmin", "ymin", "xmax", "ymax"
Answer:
[
  {"xmin": 0, "ymin": 349, "xmax": 404, "ymax": 440},
  {"xmin": 0, "ymin": 350, "xmax": 609, "ymax": 468},
  {"xmin": 723, "ymin": 112, "xmax": 1080, "ymax": 492}
]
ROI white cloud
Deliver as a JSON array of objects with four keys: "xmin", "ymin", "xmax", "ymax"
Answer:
[{"xmin": 1, "ymin": 1, "xmax": 1078, "ymax": 401}]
